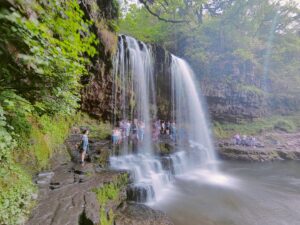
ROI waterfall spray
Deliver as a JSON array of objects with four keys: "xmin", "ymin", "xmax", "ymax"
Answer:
[
  {"xmin": 171, "ymin": 55, "xmax": 217, "ymax": 171},
  {"xmin": 110, "ymin": 35, "xmax": 218, "ymax": 203}
]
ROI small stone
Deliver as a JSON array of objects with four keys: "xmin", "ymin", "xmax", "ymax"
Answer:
[
  {"xmin": 36, "ymin": 179, "xmax": 50, "ymax": 185},
  {"xmin": 38, "ymin": 172, "xmax": 54, "ymax": 178},
  {"xmin": 31, "ymin": 193, "xmax": 38, "ymax": 200}
]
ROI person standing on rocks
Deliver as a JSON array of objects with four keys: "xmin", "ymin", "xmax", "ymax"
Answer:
[{"xmin": 80, "ymin": 129, "xmax": 89, "ymax": 166}]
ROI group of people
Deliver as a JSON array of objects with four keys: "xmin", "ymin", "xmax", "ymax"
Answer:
[
  {"xmin": 232, "ymin": 134, "xmax": 257, "ymax": 147},
  {"xmin": 152, "ymin": 120, "xmax": 177, "ymax": 142},
  {"xmin": 112, "ymin": 119, "xmax": 145, "ymax": 145},
  {"xmin": 77, "ymin": 119, "xmax": 179, "ymax": 165},
  {"xmin": 111, "ymin": 119, "xmax": 177, "ymax": 145}
]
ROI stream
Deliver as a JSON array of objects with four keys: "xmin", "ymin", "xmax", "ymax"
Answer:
[{"xmin": 152, "ymin": 161, "xmax": 300, "ymax": 225}]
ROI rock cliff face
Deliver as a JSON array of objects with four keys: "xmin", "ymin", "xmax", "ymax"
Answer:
[
  {"xmin": 80, "ymin": 0, "xmax": 119, "ymax": 120},
  {"xmin": 201, "ymin": 79, "xmax": 267, "ymax": 122},
  {"xmin": 152, "ymin": 47, "xmax": 268, "ymax": 122},
  {"xmin": 79, "ymin": 11, "xmax": 269, "ymax": 123},
  {"xmin": 26, "ymin": 131, "xmax": 174, "ymax": 225},
  {"xmin": 152, "ymin": 44, "xmax": 173, "ymax": 120},
  {"xmin": 196, "ymin": 58, "xmax": 268, "ymax": 122}
]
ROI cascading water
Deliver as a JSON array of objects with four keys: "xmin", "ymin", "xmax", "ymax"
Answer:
[
  {"xmin": 110, "ymin": 35, "xmax": 219, "ymax": 204},
  {"xmin": 170, "ymin": 55, "xmax": 218, "ymax": 172},
  {"xmin": 110, "ymin": 35, "xmax": 170, "ymax": 202}
]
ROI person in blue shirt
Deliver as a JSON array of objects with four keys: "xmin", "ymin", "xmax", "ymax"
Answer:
[{"xmin": 80, "ymin": 129, "xmax": 89, "ymax": 165}]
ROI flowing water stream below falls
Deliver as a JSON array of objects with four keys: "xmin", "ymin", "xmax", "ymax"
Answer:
[
  {"xmin": 152, "ymin": 161, "xmax": 300, "ymax": 225},
  {"xmin": 110, "ymin": 35, "xmax": 300, "ymax": 225},
  {"xmin": 110, "ymin": 35, "xmax": 218, "ymax": 204}
]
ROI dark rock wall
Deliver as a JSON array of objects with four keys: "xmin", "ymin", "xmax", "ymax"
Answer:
[
  {"xmin": 79, "ymin": 3, "xmax": 275, "ymax": 124},
  {"xmin": 200, "ymin": 78, "xmax": 267, "ymax": 122},
  {"xmin": 152, "ymin": 44, "xmax": 172, "ymax": 120},
  {"xmin": 80, "ymin": 0, "xmax": 119, "ymax": 121},
  {"xmin": 193, "ymin": 57, "xmax": 268, "ymax": 122},
  {"xmin": 153, "ymin": 47, "xmax": 268, "ymax": 122}
]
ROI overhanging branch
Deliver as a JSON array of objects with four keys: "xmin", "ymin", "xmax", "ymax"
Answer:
[{"xmin": 139, "ymin": 0, "xmax": 189, "ymax": 24}]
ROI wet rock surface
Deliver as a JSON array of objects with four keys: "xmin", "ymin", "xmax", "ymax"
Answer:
[
  {"xmin": 127, "ymin": 184, "xmax": 155, "ymax": 203},
  {"xmin": 65, "ymin": 133, "xmax": 111, "ymax": 167},
  {"xmin": 218, "ymin": 131, "xmax": 300, "ymax": 162},
  {"xmin": 27, "ymin": 159, "xmax": 124, "ymax": 225},
  {"xmin": 27, "ymin": 133, "xmax": 174, "ymax": 225},
  {"xmin": 115, "ymin": 203, "xmax": 174, "ymax": 225}
]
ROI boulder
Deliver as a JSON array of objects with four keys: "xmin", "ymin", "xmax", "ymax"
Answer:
[{"xmin": 115, "ymin": 203, "xmax": 174, "ymax": 225}]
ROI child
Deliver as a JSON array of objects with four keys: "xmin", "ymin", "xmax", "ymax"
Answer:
[{"xmin": 80, "ymin": 129, "xmax": 89, "ymax": 166}]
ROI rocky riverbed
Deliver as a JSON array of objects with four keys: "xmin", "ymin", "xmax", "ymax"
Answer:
[
  {"xmin": 218, "ymin": 131, "xmax": 300, "ymax": 162},
  {"xmin": 25, "ymin": 131, "xmax": 173, "ymax": 225}
]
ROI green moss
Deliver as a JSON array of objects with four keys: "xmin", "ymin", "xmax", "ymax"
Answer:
[
  {"xmin": 155, "ymin": 143, "xmax": 173, "ymax": 155},
  {"xmin": 274, "ymin": 119, "xmax": 296, "ymax": 132},
  {"xmin": 94, "ymin": 173, "xmax": 128, "ymax": 205},
  {"xmin": 237, "ymin": 84, "xmax": 265, "ymax": 96},
  {"xmin": 30, "ymin": 125, "xmax": 51, "ymax": 169},
  {"xmin": 214, "ymin": 113, "xmax": 300, "ymax": 139},
  {"xmin": 0, "ymin": 113, "xmax": 76, "ymax": 224},
  {"xmin": 95, "ymin": 183, "xmax": 120, "ymax": 206},
  {"xmin": 0, "ymin": 162, "xmax": 36, "ymax": 225},
  {"xmin": 213, "ymin": 121, "xmax": 228, "ymax": 139},
  {"xmin": 15, "ymin": 114, "xmax": 76, "ymax": 170},
  {"xmin": 97, "ymin": 149, "xmax": 110, "ymax": 167},
  {"xmin": 100, "ymin": 208, "xmax": 114, "ymax": 225},
  {"xmin": 77, "ymin": 113, "xmax": 112, "ymax": 140},
  {"xmin": 93, "ymin": 173, "xmax": 128, "ymax": 225}
]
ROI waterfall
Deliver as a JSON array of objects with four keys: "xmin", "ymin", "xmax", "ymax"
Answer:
[
  {"xmin": 110, "ymin": 35, "xmax": 218, "ymax": 203},
  {"xmin": 111, "ymin": 35, "xmax": 170, "ymax": 202},
  {"xmin": 171, "ymin": 55, "xmax": 217, "ymax": 171}
]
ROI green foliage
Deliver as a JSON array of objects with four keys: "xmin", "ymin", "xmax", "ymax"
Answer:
[
  {"xmin": 0, "ymin": 163, "xmax": 36, "ymax": 225},
  {"xmin": 95, "ymin": 183, "xmax": 120, "ymax": 206},
  {"xmin": 274, "ymin": 119, "xmax": 296, "ymax": 133},
  {"xmin": 0, "ymin": 90, "xmax": 33, "ymax": 142},
  {"xmin": 39, "ymin": 114, "xmax": 73, "ymax": 149},
  {"xmin": 0, "ymin": 0, "xmax": 100, "ymax": 220},
  {"xmin": 0, "ymin": 0, "xmax": 98, "ymax": 115},
  {"xmin": 213, "ymin": 121, "xmax": 227, "ymax": 139},
  {"xmin": 121, "ymin": 0, "xmax": 300, "ymax": 114},
  {"xmin": 233, "ymin": 49, "xmax": 254, "ymax": 61},
  {"xmin": 95, "ymin": 183, "xmax": 117, "ymax": 225},
  {"xmin": 236, "ymin": 85, "xmax": 265, "ymax": 96},
  {"xmin": 119, "ymin": 5, "xmax": 173, "ymax": 43},
  {"xmin": 78, "ymin": 113, "xmax": 112, "ymax": 140},
  {"xmin": 30, "ymin": 124, "xmax": 51, "ymax": 169},
  {"xmin": 0, "ymin": 93, "xmax": 34, "ymax": 225},
  {"xmin": 0, "ymin": 112, "xmax": 76, "ymax": 225},
  {"xmin": 94, "ymin": 173, "xmax": 128, "ymax": 205},
  {"xmin": 93, "ymin": 173, "xmax": 128, "ymax": 225},
  {"xmin": 100, "ymin": 208, "xmax": 114, "ymax": 225},
  {"xmin": 0, "ymin": 107, "xmax": 15, "ymax": 161},
  {"xmin": 0, "ymin": 0, "xmax": 119, "ymax": 224},
  {"xmin": 214, "ymin": 114, "xmax": 300, "ymax": 139},
  {"xmin": 26, "ymin": 114, "xmax": 76, "ymax": 169}
]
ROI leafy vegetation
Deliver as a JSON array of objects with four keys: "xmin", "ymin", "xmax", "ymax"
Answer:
[
  {"xmin": 120, "ymin": 0, "xmax": 300, "ymax": 115},
  {"xmin": 76, "ymin": 113, "xmax": 112, "ymax": 140},
  {"xmin": 0, "ymin": 163, "xmax": 36, "ymax": 225},
  {"xmin": 0, "ymin": 0, "xmax": 101, "ymax": 224},
  {"xmin": 94, "ymin": 173, "xmax": 128, "ymax": 205},
  {"xmin": 95, "ymin": 183, "xmax": 120, "ymax": 206},
  {"xmin": 0, "ymin": 0, "xmax": 98, "ymax": 115},
  {"xmin": 213, "ymin": 114, "xmax": 300, "ymax": 139},
  {"xmin": 0, "ymin": 112, "xmax": 78, "ymax": 224},
  {"xmin": 93, "ymin": 173, "xmax": 128, "ymax": 225}
]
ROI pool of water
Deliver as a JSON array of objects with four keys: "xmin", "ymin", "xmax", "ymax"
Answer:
[{"xmin": 152, "ymin": 161, "xmax": 300, "ymax": 225}]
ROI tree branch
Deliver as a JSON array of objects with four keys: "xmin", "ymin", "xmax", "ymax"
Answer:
[{"xmin": 139, "ymin": 0, "xmax": 189, "ymax": 24}]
